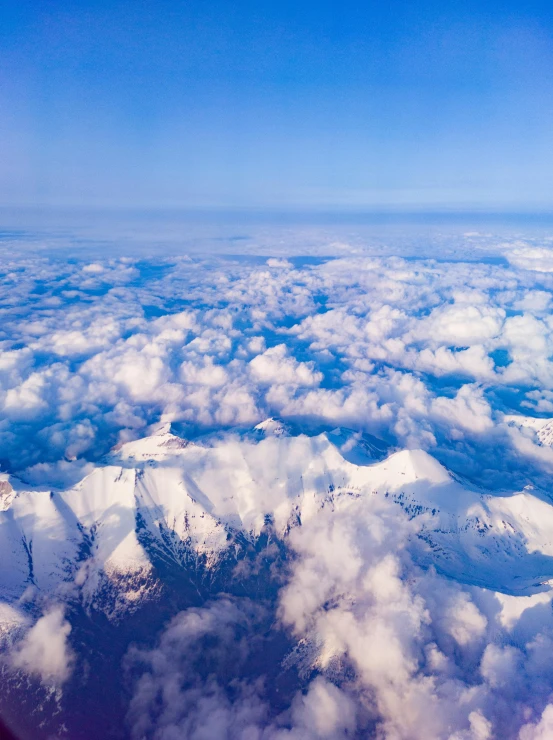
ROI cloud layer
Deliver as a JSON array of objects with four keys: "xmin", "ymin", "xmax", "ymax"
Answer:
[
  {"xmin": 4, "ymin": 227, "xmax": 553, "ymax": 737},
  {"xmin": 3, "ymin": 234, "xmax": 553, "ymax": 492}
]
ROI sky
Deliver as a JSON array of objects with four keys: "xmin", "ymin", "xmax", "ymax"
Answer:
[{"xmin": 1, "ymin": 0, "xmax": 553, "ymax": 210}]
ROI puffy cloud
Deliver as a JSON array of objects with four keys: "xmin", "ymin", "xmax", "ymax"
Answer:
[
  {"xmin": 430, "ymin": 384, "xmax": 494, "ymax": 435},
  {"xmin": 3, "ymin": 371, "xmax": 48, "ymax": 419},
  {"xmin": 412, "ymin": 345, "xmax": 495, "ymax": 379},
  {"xmin": 274, "ymin": 488, "xmax": 553, "ymax": 739},
  {"xmin": 267, "ymin": 258, "xmax": 293, "ymax": 269},
  {"xmin": 82, "ymin": 263, "xmax": 105, "ymax": 274},
  {"xmin": 250, "ymin": 344, "xmax": 323, "ymax": 387},
  {"xmin": 126, "ymin": 598, "xmax": 269, "ymax": 740},
  {"xmin": 36, "ymin": 317, "xmax": 123, "ymax": 357},
  {"xmin": 8, "ymin": 606, "xmax": 73, "ymax": 685},
  {"xmin": 181, "ymin": 356, "xmax": 229, "ymax": 387},
  {"xmin": 0, "ymin": 276, "xmax": 540, "ymax": 496},
  {"xmin": 289, "ymin": 678, "xmax": 357, "ymax": 738},
  {"xmin": 5, "ymin": 231, "xmax": 553, "ymax": 735},
  {"xmin": 502, "ymin": 314, "xmax": 549, "ymax": 355},
  {"xmin": 514, "ymin": 291, "xmax": 552, "ymax": 313},
  {"xmin": 407, "ymin": 303, "xmax": 504, "ymax": 347},
  {"xmin": 4, "ymin": 245, "xmax": 553, "ymax": 479},
  {"xmin": 119, "ymin": 463, "xmax": 553, "ymax": 740},
  {"xmin": 520, "ymin": 705, "xmax": 553, "ymax": 740},
  {"xmin": 507, "ymin": 247, "xmax": 553, "ymax": 273}
]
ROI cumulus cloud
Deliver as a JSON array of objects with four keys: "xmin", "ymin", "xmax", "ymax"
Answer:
[
  {"xmin": 125, "ymin": 595, "xmax": 362, "ymax": 740},
  {"xmin": 520, "ymin": 705, "xmax": 553, "ymax": 739},
  {"xmin": 275, "ymin": 489, "xmax": 553, "ymax": 738},
  {"xmin": 8, "ymin": 606, "xmax": 74, "ymax": 685},
  {"xmin": 267, "ymin": 258, "xmax": 293, "ymax": 269},
  {"xmin": 122, "ymin": 473, "xmax": 553, "ymax": 739},
  {"xmin": 125, "ymin": 598, "xmax": 268, "ymax": 739},
  {"xmin": 6, "ymin": 229, "xmax": 553, "ymax": 736},
  {"xmin": 3, "ymin": 244, "xmax": 553, "ymax": 481},
  {"xmin": 506, "ymin": 247, "xmax": 553, "ymax": 273},
  {"xmin": 250, "ymin": 344, "xmax": 323, "ymax": 387},
  {"xmin": 406, "ymin": 302, "xmax": 505, "ymax": 346}
]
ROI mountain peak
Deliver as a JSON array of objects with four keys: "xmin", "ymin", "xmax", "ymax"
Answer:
[
  {"xmin": 370, "ymin": 448, "xmax": 452, "ymax": 488},
  {"xmin": 253, "ymin": 417, "xmax": 291, "ymax": 437},
  {"xmin": 0, "ymin": 478, "xmax": 14, "ymax": 512}
]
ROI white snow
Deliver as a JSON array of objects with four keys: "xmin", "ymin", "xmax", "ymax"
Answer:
[
  {"xmin": 503, "ymin": 414, "xmax": 553, "ymax": 446},
  {"xmin": 2, "ymin": 421, "xmax": 553, "ymax": 615}
]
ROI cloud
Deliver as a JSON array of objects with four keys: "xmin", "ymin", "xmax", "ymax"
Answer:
[
  {"xmin": 267, "ymin": 258, "xmax": 293, "ymax": 269},
  {"xmin": 520, "ymin": 705, "xmax": 553, "ymax": 740},
  {"xmin": 407, "ymin": 302, "xmax": 505, "ymax": 346},
  {"xmin": 125, "ymin": 598, "xmax": 269, "ymax": 740},
  {"xmin": 121, "ymin": 469, "xmax": 553, "ymax": 739},
  {"xmin": 2, "ymin": 247, "xmax": 553, "ymax": 481},
  {"xmin": 250, "ymin": 344, "xmax": 323, "ymax": 387},
  {"xmin": 274, "ymin": 487, "xmax": 553, "ymax": 739},
  {"xmin": 125, "ymin": 596, "xmax": 361, "ymax": 740},
  {"xmin": 82, "ymin": 263, "xmax": 105, "ymax": 274},
  {"xmin": 506, "ymin": 247, "xmax": 553, "ymax": 273},
  {"xmin": 8, "ymin": 606, "xmax": 74, "ymax": 685},
  {"xmin": 5, "ymin": 234, "xmax": 553, "ymax": 735}
]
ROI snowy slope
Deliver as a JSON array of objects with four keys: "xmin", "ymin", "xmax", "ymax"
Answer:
[
  {"xmin": 504, "ymin": 414, "xmax": 553, "ymax": 447},
  {"xmin": 2, "ymin": 421, "xmax": 553, "ymax": 621}
]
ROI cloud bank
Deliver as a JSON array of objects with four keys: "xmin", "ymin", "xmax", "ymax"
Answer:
[
  {"xmin": 3, "ymin": 238, "xmax": 553, "ymax": 490},
  {"xmin": 3, "ymin": 228, "xmax": 553, "ymax": 737}
]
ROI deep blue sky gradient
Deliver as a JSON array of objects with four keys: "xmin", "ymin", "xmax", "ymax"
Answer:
[{"xmin": 2, "ymin": 0, "xmax": 553, "ymax": 209}]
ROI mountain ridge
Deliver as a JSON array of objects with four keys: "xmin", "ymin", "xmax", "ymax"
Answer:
[{"xmin": 1, "ymin": 420, "xmax": 553, "ymax": 629}]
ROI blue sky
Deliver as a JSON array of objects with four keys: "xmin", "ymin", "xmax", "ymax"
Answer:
[{"xmin": 2, "ymin": 0, "xmax": 553, "ymax": 209}]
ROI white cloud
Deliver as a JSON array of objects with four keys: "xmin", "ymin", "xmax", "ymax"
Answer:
[
  {"xmin": 290, "ymin": 677, "xmax": 357, "ymax": 738},
  {"xmin": 180, "ymin": 356, "xmax": 228, "ymax": 387},
  {"xmin": 514, "ymin": 291, "xmax": 552, "ymax": 313},
  {"xmin": 407, "ymin": 303, "xmax": 504, "ymax": 346},
  {"xmin": 250, "ymin": 344, "xmax": 323, "ymax": 387},
  {"xmin": 82, "ymin": 263, "xmax": 104, "ymax": 274},
  {"xmin": 267, "ymin": 258, "xmax": 293, "ymax": 269},
  {"xmin": 507, "ymin": 247, "xmax": 553, "ymax": 273},
  {"xmin": 431, "ymin": 384, "xmax": 494, "ymax": 435},
  {"xmin": 9, "ymin": 606, "xmax": 74, "ymax": 685},
  {"xmin": 3, "ymin": 371, "xmax": 48, "ymax": 419},
  {"xmin": 5, "ymin": 238, "xmax": 553, "ymax": 734},
  {"xmin": 520, "ymin": 705, "xmax": 553, "ymax": 739}
]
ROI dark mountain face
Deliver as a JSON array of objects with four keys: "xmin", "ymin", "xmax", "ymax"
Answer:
[{"xmin": 0, "ymin": 534, "xmax": 299, "ymax": 740}]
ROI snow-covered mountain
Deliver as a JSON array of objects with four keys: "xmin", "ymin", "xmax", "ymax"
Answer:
[
  {"xmin": 504, "ymin": 414, "xmax": 553, "ymax": 447},
  {"xmin": 2, "ymin": 421, "xmax": 553, "ymax": 625},
  {"xmin": 5, "ymin": 421, "xmax": 553, "ymax": 739}
]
